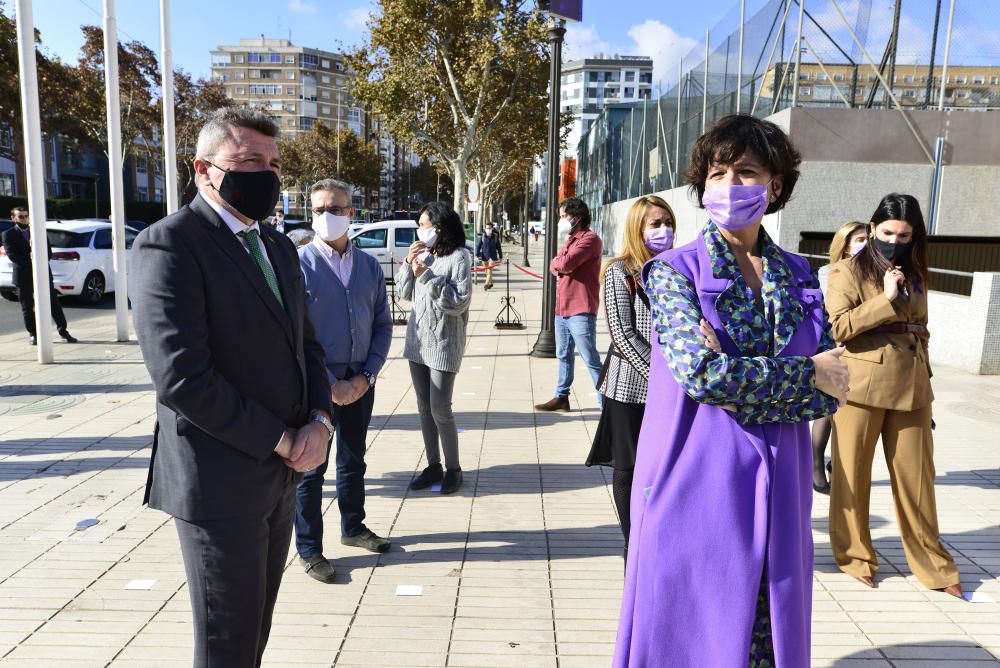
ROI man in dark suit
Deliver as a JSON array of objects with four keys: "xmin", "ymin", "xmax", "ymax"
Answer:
[
  {"xmin": 130, "ymin": 108, "xmax": 334, "ymax": 668},
  {"xmin": 2, "ymin": 206, "xmax": 76, "ymax": 346}
]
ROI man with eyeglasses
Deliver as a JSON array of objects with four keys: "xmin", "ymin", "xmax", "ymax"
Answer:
[
  {"xmin": 2, "ymin": 206, "xmax": 76, "ymax": 346},
  {"xmin": 293, "ymin": 178, "xmax": 393, "ymax": 584}
]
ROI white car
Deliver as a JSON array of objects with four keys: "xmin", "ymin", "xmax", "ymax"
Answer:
[
  {"xmin": 0, "ymin": 220, "xmax": 139, "ymax": 304},
  {"xmin": 349, "ymin": 219, "xmax": 476, "ymax": 277}
]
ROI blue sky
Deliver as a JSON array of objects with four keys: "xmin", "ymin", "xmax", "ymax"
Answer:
[
  {"xmin": 25, "ymin": 0, "xmax": 1000, "ymax": 91},
  {"xmin": 28, "ymin": 0, "xmax": 737, "ymax": 84}
]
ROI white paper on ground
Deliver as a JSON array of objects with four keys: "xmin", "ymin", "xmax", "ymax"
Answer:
[
  {"xmin": 395, "ymin": 585, "xmax": 423, "ymax": 596},
  {"xmin": 965, "ymin": 591, "xmax": 995, "ymax": 603},
  {"xmin": 124, "ymin": 579, "xmax": 156, "ymax": 590}
]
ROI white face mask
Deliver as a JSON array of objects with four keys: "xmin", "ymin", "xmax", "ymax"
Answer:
[
  {"xmin": 557, "ymin": 218, "xmax": 573, "ymax": 236},
  {"xmin": 417, "ymin": 226, "xmax": 438, "ymax": 249},
  {"xmin": 313, "ymin": 211, "xmax": 351, "ymax": 242}
]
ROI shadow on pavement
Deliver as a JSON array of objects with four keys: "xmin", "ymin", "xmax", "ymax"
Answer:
[{"xmin": 834, "ymin": 640, "xmax": 1000, "ymax": 665}]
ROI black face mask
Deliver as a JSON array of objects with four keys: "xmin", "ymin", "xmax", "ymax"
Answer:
[
  {"xmin": 872, "ymin": 237, "xmax": 911, "ymax": 264},
  {"xmin": 208, "ymin": 162, "xmax": 281, "ymax": 221}
]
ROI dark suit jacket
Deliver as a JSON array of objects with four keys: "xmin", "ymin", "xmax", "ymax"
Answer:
[
  {"xmin": 130, "ymin": 194, "xmax": 332, "ymax": 522},
  {"xmin": 2, "ymin": 226, "xmax": 36, "ymax": 287}
]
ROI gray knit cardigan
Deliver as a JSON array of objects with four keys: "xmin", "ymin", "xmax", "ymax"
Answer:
[{"xmin": 395, "ymin": 248, "xmax": 473, "ymax": 373}]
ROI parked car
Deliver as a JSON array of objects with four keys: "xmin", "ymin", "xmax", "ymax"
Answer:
[{"xmin": 0, "ymin": 220, "xmax": 140, "ymax": 304}]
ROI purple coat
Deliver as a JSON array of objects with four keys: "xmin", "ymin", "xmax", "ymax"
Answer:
[{"xmin": 614, "ymin": 228, "xmax": 831, "ymax": 668}]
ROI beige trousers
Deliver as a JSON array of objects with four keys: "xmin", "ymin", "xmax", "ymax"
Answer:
[{"xmin": 829, "ymin": 401, "xmax": 959, "ymax": 589}]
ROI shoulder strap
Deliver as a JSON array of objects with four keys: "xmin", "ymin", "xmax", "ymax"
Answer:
[{"xmin": 625, "ymin": 272, "xmax": 650, "ymax": 309}]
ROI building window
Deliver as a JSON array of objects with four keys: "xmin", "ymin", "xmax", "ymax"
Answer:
[
  {"xmin": 624, "ymin": 87, "xmax": 634, "ymax": 98},
  {"xmin": 625, "ymin": 71, "xmax": 635, "ymax": 82},
  {"xmin": 992, "ymin": 77, "xmax": 1000, "ymax": 85},
  {"xmin": 903, "ymin": 75, "xmax": 914, "ymax": 83},
  {"xmin": 247, "ymin": 53, "xmax": 261, "ymax": 63},
  {"xmin": 588, "ymin": 71, "xmax": 598, "ymax": 82},
  {"xmin": 321, "ymin": 59, "xmax": 330, "ymax": 68},
  {"xmin": 269, "ymin": 54, "xmax": 281, "ymax": 63},
  {"xmin": 336, "ymin": 62, "xmax": 344, "ymax": 71},
  {"xmin": 322, "ymin": 90, "xmax": 330, "ymax": 99},
  {"xmin": 286, "ymin": 55, "xmax": 295, "ymax": 64},
  {"xmin": 236, "ymin": 71, "xmax": 245, "ymax": 79},
  {"xmin": 322, "ymin": 75, "xmax": 330, "ymax": 83},
  {"xmin": 155, "ymin": 187, "xmax": 163, "ymax": 202},
  {"xmin": 236, "ymin": 87, "xmax": 245, "ymax": 95},
  {"xmin": 973, "ymin": 76, "xmax": 985, "ymax": 84},
  {"xmin": 136, "ymin": 155, "xmax": 148, "ymax": 174},
  {"xmin": 868, "ymin": 74, "xmax": 877, "ymax": 82},
  {"xmin": 815, "ymin": 73, "xmax": 827, "ymax": 81},
  {"xmin": 957, "ymin": 90, "xmax": 968, "ymax": 98},
  {"xmin": 640, "ymin": 88, "xmax": 651, "ymax": 99},
  {"xmin": 800, "ymin": 86, "xmax": 811, "ymax": 96},
  {"xmin": 286, "ymin": 71, "xmax": 295, "ymax": 80},
  {"xmin": 301, "ymin": 54, "xmax": 318, "ymax": 67},
  {"xmin": 287, "ymin": 118, "xmax": 295, "ymax": 126},
  {"xmin": 904, "ymin": 89, "xmax": 916, "ymax": 97},
  {"xmin": 137, "ymin": 186, "xmax": 149, "ymax": 201},
  {"xmin": 286, "ymin": 103, "xmax": 295, "ymax": 112},
  {"xmin": 249, "ymin": 69, "xmax": 260, "ymax": 79},
  {"xmin": 155, "ymin": 159, "xmax": 162, "ymax": 175},
  {"xmin": 586, "ymin": 87, "xmax": 598, "ymax": 98},
  {"xmin": 322, "ymin": 106, "xmax": 331, "ymax": 114},
  {"xmin": 834, "ymin": 73, "xmax": 845, "ymax": 81},
  {"xmin": 956, "ymin": 75, "xmax": 967, "ymax": 84},
  {"xmin": 0, "ymin": 127, "xmax": 13, "ymax": 152},
  {"xmin": 234, "ymin": 55, "xmax": 244, "ymax": 63},
  {"xmin": 287, "ymin": 87, "xmax": 294, "ymax": 95},
  {"xmin": 0, "ymin": 173, "xmax": 14, "ymax": 196}
]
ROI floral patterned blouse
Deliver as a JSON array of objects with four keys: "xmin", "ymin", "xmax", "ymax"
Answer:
[{"xmin": 646, "ymin": 222, "xmax": 839, "ymax": 426}]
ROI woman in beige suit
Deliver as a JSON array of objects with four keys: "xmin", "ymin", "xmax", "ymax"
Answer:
[{"xmin": 826, "ymin": 193, "xmax": 962, "ymax": 598}]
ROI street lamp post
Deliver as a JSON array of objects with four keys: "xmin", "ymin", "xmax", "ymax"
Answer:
[{"xmin": 530, "ymin": 17, "xmax": 565, "ymax": 358}]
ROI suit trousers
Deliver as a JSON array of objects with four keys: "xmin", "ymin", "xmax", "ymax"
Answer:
[
  {"xmin": 174, "ymin": 482, "xmax": 295, "ymax": 668},
  {"xmin": 295, "ymin": 386, "xmax": 375, "ymax": 558},
  {"xmin": 829, "ymin": 401, "xmax": 959, "ymax": 589},
  {"xmin": 18, "ymin": 281, "xmax": 67, "ymax": 336}
]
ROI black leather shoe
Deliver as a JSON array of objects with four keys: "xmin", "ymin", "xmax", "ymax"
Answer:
[
  {"xmin": 29, "ymin": 335, "xmax": 37, "ymax": 346},
  {"xmin": 534, "ymin": 396, "xmax": 570, "ymax": 412},
  {"xmin": 813, "ymin": 481, "xmax": 831, "ymax": 495},
  {"xmin": 300, "ymin": 554, "xmax": 336, "ymax": 583},
  {"xmin": 409, "ymin": 463, "xmax": 443, "ymax": 490},
  {"xmin": 441, "ymin": 468, "xmax": 463, "ymax": 495},
  {"xmin": 58, "ymin": 330, "xmax": 78, "ymax": 343},
  {"xmin": 341, "ymin": 527, "xmax": 390, "ymax": 553}
]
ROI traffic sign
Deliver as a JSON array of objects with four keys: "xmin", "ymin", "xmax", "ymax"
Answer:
[
  {"xmin": 539, "ymin": 0, "xmax": 582, "ymax": 22},
  {"xmin": 467, "ymin": 180, "xmax": 480, "ymax": 204}
]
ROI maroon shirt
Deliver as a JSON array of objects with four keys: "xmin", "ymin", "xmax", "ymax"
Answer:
[{"xmin": 550, "ymin": 227, "xmax": 602, "ymax": 317}]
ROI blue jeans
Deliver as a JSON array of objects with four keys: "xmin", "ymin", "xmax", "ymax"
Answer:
[
  {"xmin": 555, "ymin": 314, "xmax": 603, "ymax": 400},
  {"xmin": 294, "ymin": 385, "xmax": 375, "ymax": 559}
]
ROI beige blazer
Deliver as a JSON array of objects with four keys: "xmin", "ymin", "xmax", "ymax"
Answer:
[{"xmin": 826, "ymin": 258, "xmax": 933, "ymax": 412}]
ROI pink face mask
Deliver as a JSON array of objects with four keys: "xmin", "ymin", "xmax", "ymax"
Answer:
[
  {"xmin": 849, "ymin": 240, "xmax": 867, "ymax": 257},
  {"xmin": 644, "ymin": 227, "xmax": 674, "ymax": 253},
  {"xmin": 702, "ymin": 184, "xmax": 770, "ymax": 231}
]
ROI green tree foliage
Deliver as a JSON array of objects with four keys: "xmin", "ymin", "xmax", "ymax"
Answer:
[
  {"xmin": 279, "ymin": 123, "xmax": 382, "ymax": 204},
  {"xmin": 347, "ymin": 0, "xmax": 554, "ymax": 220}
]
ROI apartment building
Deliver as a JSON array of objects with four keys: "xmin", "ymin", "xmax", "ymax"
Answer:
[
  {"xmin": 766, "ymin": 62, "xmax": 1000, "ymax": 109},
  {"xmin": 560, "ymin": 56, "xmax": 654, "ymax": 157},
  {"xmin": 210, "ymin": 37, "xmax": 363, "ymax": 138}
]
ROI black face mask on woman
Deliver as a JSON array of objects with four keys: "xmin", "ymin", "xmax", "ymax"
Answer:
[
  {"xmin": 207, "ymin": 162, "xmax": 281, "ymax": 221},
  {"xmin": 872, "ymin": 237, "xmax": 911, "ymax": 264}
]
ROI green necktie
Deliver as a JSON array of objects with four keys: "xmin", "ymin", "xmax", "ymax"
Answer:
[{"xmin": 237, "ymin": 229, "xmax": 284, "ymax": 306}]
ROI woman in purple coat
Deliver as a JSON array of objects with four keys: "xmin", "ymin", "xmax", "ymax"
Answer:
[{"xmin": 613, "ymin": 115, "xmax": 850, "ymax": 668}]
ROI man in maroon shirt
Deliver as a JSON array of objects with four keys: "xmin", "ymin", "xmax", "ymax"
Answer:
[{"xmin": 535, "ymin": 197, "xmax": 603, "ymax": 412}]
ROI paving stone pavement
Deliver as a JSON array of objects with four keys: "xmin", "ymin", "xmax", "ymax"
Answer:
[{"xmin": 0, "ymin": 237, "xmax": 997, "ymax": 667}]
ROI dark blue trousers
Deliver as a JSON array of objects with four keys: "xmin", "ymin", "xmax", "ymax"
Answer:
[{"xmin": 294, "ymin": 386, "xmax": 375, "ymax": 559}]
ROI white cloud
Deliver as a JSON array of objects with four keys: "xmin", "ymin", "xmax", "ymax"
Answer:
[
  {"xmin": 627, "ymin": 20, "xmax": 698, "ymax": 90},
  {"xmin": 563, "ymin": 23, "xmax": 616, "ymax": 62},
  {"xmin": 288, "ymin": 0, "xmax": 317, "ymax": 14},
  {"xmin": 344, "ymin": 5, "xmax": 372, "ymax": 32},
  {"xmin": 562, "ymin": 20, "xmax": 697, "ymax": 89}
]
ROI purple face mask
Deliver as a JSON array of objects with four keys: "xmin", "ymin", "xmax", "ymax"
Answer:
[
  {"xmin": 702, "ymin": 184, "xmax": 770, "ymax": 231},
  {"xmin": 644, "ymin": 227, "xmax": 674, "ymax": 253}
]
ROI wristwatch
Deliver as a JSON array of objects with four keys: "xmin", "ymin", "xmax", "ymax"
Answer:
[
  {"xmin": 310, "ymin": 412, "xmax": 335, "ymax": 439},
  {"xmin": 361, "ymin": 369, "xmax": 376, "ymax": 387}
]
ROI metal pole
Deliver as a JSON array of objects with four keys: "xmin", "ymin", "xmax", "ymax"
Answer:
[
  {"xmin": 159, "ymin": 0, "xmax": 178, "ymax": 214},
  {"xmin": 938, "ymin": 0, "xmax": 956, "ymax": 110},
  {"xmin": 104, "ymin": 0, "xmax": 129, "ymax": 341},
  {"xmin": 522, "ymin": 162, "xmax": 530, "ymax": 267},
  {"xmin": 675, "ymin": 59, "xmax": 682, "ymax": 189},
  {"xmin": 530, "ymin": 17, "xmax": 565, "ymax": 358},
  {"xmin": 736, "ymin": 0, "xmax": 745, "ymax": 113},
  {"xmin": 703, "ymin": 30, "xmax": 710, "ymax": 133},
  {"xmin": 927, "ymin": 136, "xmax": 945, "ymax": 234},
  {"xmin": 792, "ymin": 0, "xmax": 806, "ymax": 107},
  {"xmin": 925, "ymin": 0, "xmax": 942, "ymax": 108},
  {"xmin": 14, "ymin": 0, "xmax": 54, "ymax": 362}
]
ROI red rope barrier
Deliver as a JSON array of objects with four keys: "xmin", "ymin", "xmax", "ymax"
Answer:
[{"xmin": 511, "ymin": 263, "xmax": 544, "ymax": 280}]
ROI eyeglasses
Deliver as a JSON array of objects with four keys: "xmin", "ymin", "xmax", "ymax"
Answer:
[{"xmin": 312, "ymin": 206, "xmax": 348, "ymax": 216}]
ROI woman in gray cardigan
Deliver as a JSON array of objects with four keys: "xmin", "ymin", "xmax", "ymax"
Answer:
[{"xmin": 396, "ymin": 202, "xmax": 473, "ymax": 494}]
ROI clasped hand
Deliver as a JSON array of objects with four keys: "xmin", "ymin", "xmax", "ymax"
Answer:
[
  {"xmin": 332, "ymin": 375, "xmax": 369, "ymax": 406},
  {"xmin": 883, "ymin": 266, "xmax": 906, "ymax": 301},
  {"xmin": 273, "ymin": 423, "xmax": 328, "ymax": 472}
]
